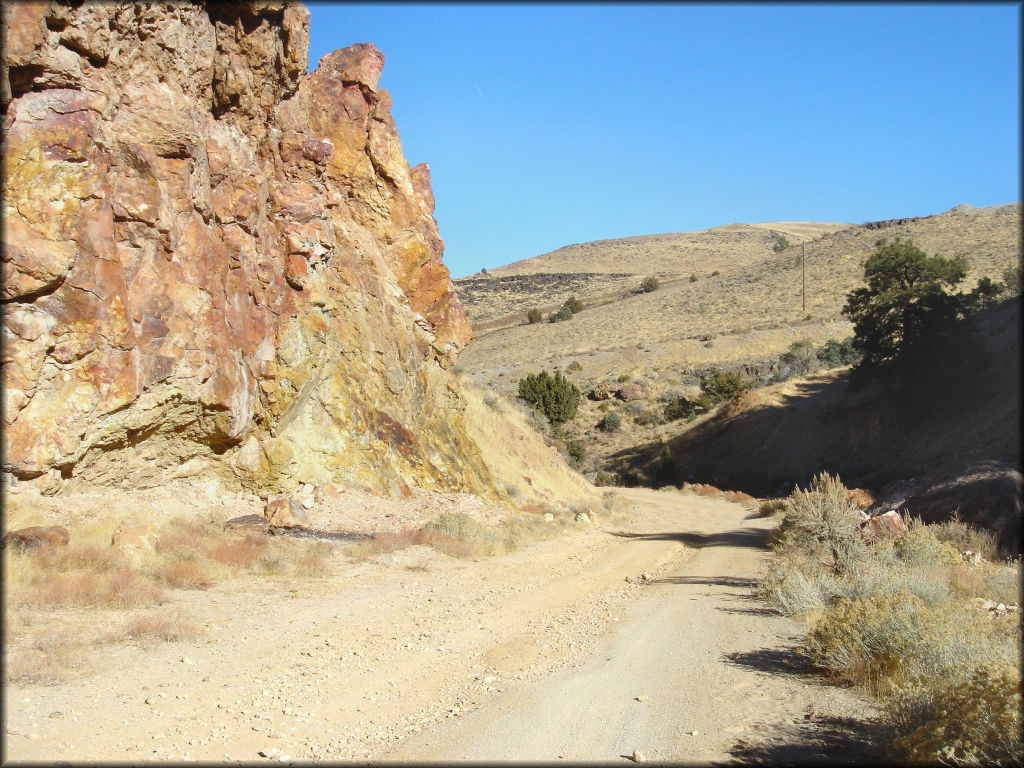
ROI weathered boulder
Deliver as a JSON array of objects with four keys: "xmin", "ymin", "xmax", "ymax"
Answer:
[
  {"xmin": 590, "ymin": 381, "xmax": 619, "ymax": 401},
  {"xmin": 264, "ymin": 496, "xmax": 309, "ymax": 528},
  {"xmin": 616, "ymin": 383, "xmax": 646, "ymax": 401},
  {"xmin": 2, "ymin": 525, "xmax": 70, "ymax": 550},
  {"xmin": 2, "ymin": 3, "xmax": 492, "ymax": 498},
  {"xmin": 859, "ymin": 510, "xmax": 908, "ymax": 542}
]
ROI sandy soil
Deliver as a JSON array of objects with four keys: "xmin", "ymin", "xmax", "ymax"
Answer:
[{"xmin": 3, "ymin": 488, "xmax": 879, "ymax": 763}]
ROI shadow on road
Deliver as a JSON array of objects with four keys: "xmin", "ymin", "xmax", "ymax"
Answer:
[
  {"xmin": 607, "ymin": 527, "xmax": 770, "ymax": 550},
  {"xmin": 650, "ymin": 575, "xmax": 759, "ymax": 588},
  {"xmin": 725, "ymin": 645, "xmax": 820, "ymax": 679},
  {"xmin": 724, "ymin": 714, "xmax": 894, "ymax": 765}
]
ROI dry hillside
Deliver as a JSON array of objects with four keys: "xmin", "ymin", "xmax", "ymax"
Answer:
[
  {"xmin": 455, "ymin": 203, "xmax": 1020, "ymax": 394},
  {"xmin": 453, "ymin": 203, "xmax": 1021, "ymax": 546}
]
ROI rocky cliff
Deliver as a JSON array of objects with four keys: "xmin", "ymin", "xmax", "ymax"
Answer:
[{"xmin": 2, "ymin": 2, "xmax": 492, "ymax": 497}]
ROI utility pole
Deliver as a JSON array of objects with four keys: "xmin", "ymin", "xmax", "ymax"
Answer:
[{"xmin": 801, "ymin": 242, "xmax": 806, "ymax": 313}]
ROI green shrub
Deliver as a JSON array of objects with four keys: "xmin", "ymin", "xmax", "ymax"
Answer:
[
  {"xmin": 1002, "ymin": 264, "xmax": 1022, "ymax": 296},
  {"xmin": 895, "ymin": 519, "xmax": 963, "ymax": 568},
  {"xmin": 699, "ymin": 368, "xmax": 749, "ymax": 402},
  {"xmin": 564, "ymin": 296, "xmax": 584, "ymax": 314},
  {"xmin": 548, "ymin": 306, "xmax": 573, "ymax": 323},
  {"xmin": 969, "ymin": 276, "xmax": 1005, "ymax": 310},
  {"xmin": 778, "ymin": 339, "xmax": 818, "ymax": 379},
  {"xmin": 565, "ymin": 439, "xmax": 586, "ymax": 465},
  {"xmin": 617, "ymin": 373, "xmax": 631, "ymax": 383},
  {"xmin": 599, "ymin": 412, "xmax": 621, "ymax": 432},
  {"xmin": 842, "ymin": 238, "xmax": 974, "ymax": 371},
  {"xmin": 662, "ymin": 394, "xmax": 713, "ymax": 421},
  {"xmin": 527, "ymin": 308, "xmax": 543, "ymax": 324},
  {"xmin": 816, "ymin": 337, "xmax": 861, "ymax": 368},
  {"xmin": 772, "ymin": 234, "xmax": 790, "ymax": 253},
  {"xmin": 640, "ymin": 276, "xmax": 660, "ymax": 293},
  {"xmin": 689, "ymin": 273, "xmax": 698, "ymax": 283},
  {"xmin": 517, "ymin": 370, "xmax": 581, "ymax": 424}
]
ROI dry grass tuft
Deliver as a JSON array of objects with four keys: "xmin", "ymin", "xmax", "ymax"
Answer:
[
  {"xmin": 685, "ymin": 483, "xmax": 722, "ymax": 498},
  {"xmin": 722, "ymin": 490, "xmax": 755, "ymax": 505},
  {"xmin": 206, "ymin": 533, "xmax": 268, "ymax": 566},
  {"xmin": 351, "ymin": 527, "xmax": 476, "ymax": 561},
  {"xmin": 154, "ymin": 557, "xmax": 215, "ymax": 589},
  {"xmin": 292, "ymin": 541, "xmax": 335, "ymax": 577},
  {"xmin": 5, "ymin": 631, "xmax": 86, "ymax": 686},
  {"xmin": 122, "ymin": 609, "xmax": 202, "ymax": 644}
]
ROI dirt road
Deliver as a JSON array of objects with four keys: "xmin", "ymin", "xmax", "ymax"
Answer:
[
  {"xmin": 381, "ymin": 488, "xmax": 881, "ymax": 763},
  {"xmin": 4, "ymin": 488, "xmax": 879, "ymax": 763}
]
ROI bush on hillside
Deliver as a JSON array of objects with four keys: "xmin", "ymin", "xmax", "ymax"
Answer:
[
  {"xmin": 772, "ymin": 234, "xmax": 790, "ymax": 253},
  {"xmin": 599, "ymin": 412, "xmax": 621, "ymax": 432},
  {"xmin": 760, "ymin": 470, "xmax": 1021, "ymax": 763},
  {"xmin": 842, "ymin": 238, "xmax": 974, "ymax": 371},
  {"xmin": 779, "ymin": 339, "xmax": 818, "ymax": 378},
  {"xmin": 662, "ymin": 394, "xmax": 714, "ymax": 422},
  {"xmin": 564, "ymin": 295, "xmax": 584, "ymax": 314},
  {"xmin": 1002, "ymin": 264, "xmax": 1022, "ymax": 296},
  {"xmin": 548, "ymin": 306, "xmax": 573, "ymax": 323},
  {"xmin": 816, "ymin": 337, "xmax": 861, "ymax": 368},
  {"xmin": 969, "ymin": 276, "xmax": 1005, "ymax": 310},
  {"xmin": 564, "ymin": 439, "xmax": 586, "ymax": 467},
  {"xmin": 517, "ymin": 370, "xmax": 581, "ymax": 424},
  {"xmin": 640, "ymin": 276, "xmax": 660, "ymax": 293},
  {"xmin": 699, "ymin": 368, "xmax": 749, "ymax": 402},
  {"xmin": 527, "ymin": 308, "xmax": 543, "ymax": 324}
]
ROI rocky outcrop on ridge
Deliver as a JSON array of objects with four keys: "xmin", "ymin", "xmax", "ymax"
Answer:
[{"xmin": 2, "ymin": 2, "xmax": 490, "ymax": 496}]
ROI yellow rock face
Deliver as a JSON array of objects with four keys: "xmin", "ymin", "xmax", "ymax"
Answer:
[{"xmin": 2, "ymin": 3, "xmax": 491, "ymax": 497}]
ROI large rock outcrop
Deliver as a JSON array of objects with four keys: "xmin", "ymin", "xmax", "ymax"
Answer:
[{"xmin": 2, "ymin": 2, "xmax": 490, "ymax": 496}]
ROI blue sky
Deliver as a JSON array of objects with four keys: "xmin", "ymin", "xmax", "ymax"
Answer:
[{"xmin": 307, "ymin": 3, "xmax": 1020, "ymax": 278}]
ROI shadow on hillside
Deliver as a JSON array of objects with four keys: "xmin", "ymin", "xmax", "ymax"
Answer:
[
  {"xmin": 608, "ymin": 527, "xmax": 769, "ymax": 549},
  {"xmin": 605, "ymin": 300, "xmax": 1022, "ymax": 548},
  {"xmin": 607, "ymin": 372, "xmax": 864, "ymax": 498}
]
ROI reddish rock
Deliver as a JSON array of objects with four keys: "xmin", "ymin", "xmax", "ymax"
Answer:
[
  {"xmin": 264, "ymin": 497, "xmax": 310, "ymax": 528},
  {"xmin": 284, "ymin": 255, "xmax": 309, "ymax": 289},
  {"xmin": 616, "ymin": 383, "xmax": 646, "ymax": 401},
  {"xmin": 590, "ymin": 381, "xmax": 619, "ymax": 401},
  {"xmin": 859, "ymin": 510, "xmax": 908, "ymax": 542},
  {"xmin": 2, "ymin": 525, "xmax": 70, "ymax": 550},
  {"xmin": 1, "ymin": 4, "xmax": 487, "ymax": 497}
]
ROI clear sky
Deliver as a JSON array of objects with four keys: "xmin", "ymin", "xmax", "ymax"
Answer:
[{"xmin": 306, "ymin": 3, "xmax": 1020, "ymax": 278}]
